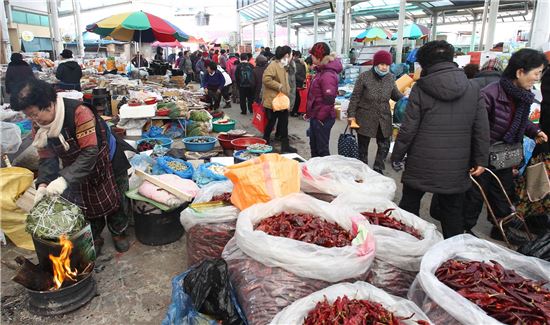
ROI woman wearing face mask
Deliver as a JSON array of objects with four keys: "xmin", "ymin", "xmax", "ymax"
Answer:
[
  {"xmin": 262, "ymin": 45, "xmax": 297, "ymax": 153},
  {"xmin": 347, "ymin": 50, "xmax": 403, "ymax": 174},
  {"xmin": 463, "ymin": 49, "xmax": 548, "ymax": 240}
]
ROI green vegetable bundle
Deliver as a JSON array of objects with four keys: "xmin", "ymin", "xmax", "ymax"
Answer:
[
  {"xmin": 189, "ymin": 110, "xmax": 211, "ymax": 122},
  {"xmin": 26, "ymin": 196, "xmax": 86, "ymax": 240}
]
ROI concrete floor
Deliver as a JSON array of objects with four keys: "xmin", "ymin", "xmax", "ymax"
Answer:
[{"xmin": 0, "ymin": 101, "xmax": 496, "ymax": 324}]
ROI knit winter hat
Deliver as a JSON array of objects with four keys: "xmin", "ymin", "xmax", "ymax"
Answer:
[
  {"xmin": 373, "ymin": 50, "xmax": 392, "ymax": 66},
  {"xmin": 256, "ymin": 54, "xmax": 268, "ymax": 66}
]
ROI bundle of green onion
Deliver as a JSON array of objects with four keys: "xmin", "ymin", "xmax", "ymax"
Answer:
[{"xmin": 26, "ymin": 196, "xmax": 86, "ymax": 240}]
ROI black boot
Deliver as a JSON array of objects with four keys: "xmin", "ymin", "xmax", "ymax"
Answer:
[{"xmin": 281, "ymin": 138, "xmax": 297, "ymax": 153}]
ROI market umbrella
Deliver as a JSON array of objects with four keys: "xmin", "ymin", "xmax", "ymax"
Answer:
[
  {"xmin": 185, "ymin": 36, "xmax": 204, "ymax": 44},
  {"xmin": 391, "ymin": 23, "xmax": 431, "ymax": 40},
  {"xmin": 354, "ymin": 27, "xmax": 392, "ymax": 42},
  {"xmin": 152, "ymin": 41, "xmax": 184, "ymax": 48},
  {"xmin": 86, "ymin": 11, "xmax": 189, "ymax": 43}
]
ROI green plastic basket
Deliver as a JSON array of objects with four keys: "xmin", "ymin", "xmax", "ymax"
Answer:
[{"xmin": 212, "ymin": 119, "xmax": 236, "ymax": 132}]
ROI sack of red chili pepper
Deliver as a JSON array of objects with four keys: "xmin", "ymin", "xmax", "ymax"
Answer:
[
  {"xmin": 234, "ymin": 193, "xmax": 376, "ymax": 282},
  {"xmin": 270, "ymin": 281, "xmax": 432, "ymax": 325},
  {"xmin": 222, "ymin": 238, "xmax": 330, "ymax": 325},
  {"xmin": 300, "ymin": 156, "xmax": 397, "ymax": 201},
  {"xmin": 180, "ymin": 181, "xmax": 240, "ymax": 266},
  {"xmin": 333, "ymin": 194, "xmax": 443, "ymax": 297},
  {"xmin": 408, "ymin": 234, "xmax": 550, "ymax": 325}
]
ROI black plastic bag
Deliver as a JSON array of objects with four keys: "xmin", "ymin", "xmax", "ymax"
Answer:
[
  {"xmin": 183, "ymin": 259, "xmax": 245, "ymax": 325},
  {"xmin": 518, "ymin": 231, "xmax": 550, "ymax": 261}
]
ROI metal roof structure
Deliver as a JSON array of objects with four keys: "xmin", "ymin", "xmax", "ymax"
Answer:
[{"xmin": 237, "ymin": 0, "xmax": 533, "ymax": 34}]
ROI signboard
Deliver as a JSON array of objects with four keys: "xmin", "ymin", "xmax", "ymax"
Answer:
[{"xmin": 21, "ymin": 31, "xmax": 34, "ymax": 42}]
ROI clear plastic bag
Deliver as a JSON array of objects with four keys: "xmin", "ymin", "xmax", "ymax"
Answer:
[
  {"xmin": 365, "ymin": 259, "xmax": 417, "ymax": 298},
  {"xmin": 333, "ymin": 194, "xmax": 442, "ymax": 297},
  {"xmin": 235, "ymin": 193, "xmax": 375, "ymax": 283},
  {"xmin": 301, "ymin": 155, "xmax": 396, "ymax": 201},
  {"xmin": 181, "ymin": 181, "xmax": 239, "ymax": 266},
  {"xmin": 222, "ymin": 238, "xmax": 329, "ymax": 325},
  {"xmin": 128, "ymin": 153, "xmax": 156, "ymax": 190},
  {"xmin": 271, "ymin": 281, "xmax": 433, "ymax": 325},
  {"xmin": 180, "ymin": 181, "xmax": 238, "ymax": 230},
  {"xmin": 408, "ymin": 234, "xmax": 550, "ymax": 325},
  {"xmin": 0, "ymin": 122, "xmax": 22, "ymax": 154},
  {"xmin": 332, "ymin": 194, "xmax": 443, "ymax": 271}
]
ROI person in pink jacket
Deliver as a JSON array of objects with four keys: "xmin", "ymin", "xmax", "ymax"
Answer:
[
  {"xmin": 225, "ymin": 55, "xmax": 240, "ymax": 103},
  {"xmin": 306, "ymin": 42, "xmax": 343, "ymax": 157}
]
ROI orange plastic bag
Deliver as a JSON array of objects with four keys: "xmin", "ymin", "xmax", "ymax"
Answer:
[
  {"xmin": 272, "ymin": 92, "xmax": 290, "ymax": 111},
  {"xmin": 224, "ymin": 153, "xmax": 300, "ymax": 210}
]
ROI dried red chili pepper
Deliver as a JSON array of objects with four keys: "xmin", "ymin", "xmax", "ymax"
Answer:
[
  {"xmin": 303, "ymin": 295, "xmax": 430, "ymax": 325},
  {"xmin": 436, "ymin": 259, "xmax": 550, "ymax": 325},
  {"xmin": 211, "ymin": 192, "xmax": 232, "ymax": 204},
  {"xmin": 255, "ymin": 212, "xmax": 354, "ymax": 248},
  {"xmin": 186, "ymin": 221, "xmax": 236, "ymax": 266},
  {"xmin": 361, "ymin": 209, "xmax": 423, "ymax": 239}
]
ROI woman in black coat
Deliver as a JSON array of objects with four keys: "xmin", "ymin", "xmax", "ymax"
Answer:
[
  {"xmin": 5, "ymin": 53, "xmax": 34, "ymax": 95},
  {"xmin": 56, "ymin": 50, "xmax": 82, "ymax": 91}
]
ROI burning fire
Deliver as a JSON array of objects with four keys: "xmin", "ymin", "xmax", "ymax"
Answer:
[{"xmin": 49, "ymin": 235, "xmax": 78, "ymax": 290}]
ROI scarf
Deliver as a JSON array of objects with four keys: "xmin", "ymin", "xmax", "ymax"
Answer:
[
  {"xmin": 500, "ymin": 78, "xmax": 535, "ymax": 144},
  {"xmin": 32, "ymin": 95, "xmax": 70, "ymax": 151}
]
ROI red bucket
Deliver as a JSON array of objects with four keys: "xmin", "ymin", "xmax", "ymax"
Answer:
[
  {"xmin": 231, "ymin": 137, "xmax": 267, "ymax": 151},
  {"xmin": 217, "ymin": 133, "xmax": 235, "ymax": 150}
]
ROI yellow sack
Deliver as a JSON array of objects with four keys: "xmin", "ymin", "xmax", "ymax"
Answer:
[
  {"xmin": 224, "ymin": 153, "xmax": 300, "ymax": 210},
  {"xmin": 0, "ymin": 167, "xmax": 35, "ymax": 250},
  {"xmin": 272, "ymin": 92, "xmax": 290, "ymax": 111}
]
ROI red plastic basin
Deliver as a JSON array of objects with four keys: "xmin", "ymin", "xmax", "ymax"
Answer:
[
  {"xmin": 231, "ymin": 137, "xmax": 267, "ymax": 151},
  {"xmin": 218, "ymin": 134, "xmax": 235, "ymax": 150}
]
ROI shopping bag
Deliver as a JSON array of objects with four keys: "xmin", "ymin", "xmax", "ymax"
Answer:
[
  {"xmin": 224, "ymin": 153, "xmax": 300, "ymax": 210},
  {"xmin": 526, "ymin": 153, "xmax": 550, "ymax": 202},
  {"xmin": 337, "ymin": 125, "xmax": 360, "ymax": 159},
  {"xmin": 252, "ymin": 102, "xmax": 267, "ymax": 133},
  {"xmin": 272, "ymin": 92, "xmax": 290, "ymax": 111},
  {"xmin": 298, "ymin": 88, "xmax": 308, "ymax": 114}
]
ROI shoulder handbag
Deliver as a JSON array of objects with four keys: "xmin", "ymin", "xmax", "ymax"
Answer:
[
  {"xmin": 525, "ymin": 153, "xmax": 550, "ymax": 202},
  {"xmin": 489, "ymin": 141, "xmax": 524, "ymax": 170},
  {"xmin": 338, "ymin": 125, "xmax": 360, "ymax": 159}
]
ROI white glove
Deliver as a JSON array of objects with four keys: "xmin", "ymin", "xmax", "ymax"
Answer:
[
  {"xmin": 46, "ymin": 177, "xmax": 68, "ymax": 196},
  {"xmin": 34, "ymin": 187, "xmax": 47, "ymax": 205}
]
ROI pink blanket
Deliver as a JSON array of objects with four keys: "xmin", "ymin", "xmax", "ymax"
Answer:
[{"xmin": 138, "ymin": 174, "xmax": 199, "ymax": 207}]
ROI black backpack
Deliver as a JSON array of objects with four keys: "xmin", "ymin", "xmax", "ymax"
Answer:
[{"xmin": 239, "ymin": 64, "xmax": 254, "ymax": 88}]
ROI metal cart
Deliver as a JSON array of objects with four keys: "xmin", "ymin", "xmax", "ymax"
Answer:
[{"xmin": 470, "ymin": 169, "xmax": 534, "ymax": 248}]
